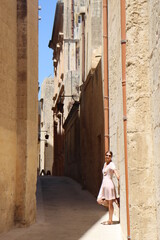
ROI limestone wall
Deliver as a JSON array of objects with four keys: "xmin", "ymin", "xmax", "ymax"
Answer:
[
  {"xmin": 64, "ymin": 103, "xmax": 81, "ymax": 182},
  {"xmin": 84, "ymin": 0, "xmax": 102, "ymax": 79},
  {"xmin": 108, "ymin": 0, "xmax": 126, "ymax": 236},
  {"xmin": 40, "ymin": 77, "xmax": 54, "ymax": 174},
  {"xmin": 149, "ymin": 1, "xmax": 160, "ymax": 238},
  {"xmin": 108, "ymin": 0, "xmax": 160, "ymax": 239},
  {"xmin": 64, "ymin": 0, "xmax": 71, "ymax": 39},
  {"xmin": 125, "ymin": 1, "xmax": 158, "ymax": 239},
  {"xmin": 0, "ymin": 0, "xmax": 38, "ymax": 232},
  {"xmin": 80, "ymin": 60, "xmax": 104, "ymax": 196},
  {"xmin": 25, "ymin": 0, "xmax": 38, "ymax": 224},
  {"xmin": 0, "ymin": 0, "xmax": 17, "ymax": 232}
]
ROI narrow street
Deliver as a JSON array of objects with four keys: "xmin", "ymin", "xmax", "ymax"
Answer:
[{"xmin": 0, "ymin": 177, "xmax": 122, "ymax": 240}]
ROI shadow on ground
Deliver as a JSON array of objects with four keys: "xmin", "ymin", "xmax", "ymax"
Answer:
[{"xmin": 0, "ymin": 176, "xmax": 109, "ymax": 240}]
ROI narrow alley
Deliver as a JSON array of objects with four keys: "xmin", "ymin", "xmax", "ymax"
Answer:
[{"xmin": 0, "ymin": 177, "xmax": 122, "ymax": 240}]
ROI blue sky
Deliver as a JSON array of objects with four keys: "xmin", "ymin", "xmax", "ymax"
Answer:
[{"xmin": 38, "ymin": 0, "xmax": 57, "ymax": 98}]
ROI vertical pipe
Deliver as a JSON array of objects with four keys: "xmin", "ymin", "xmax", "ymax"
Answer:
[
  {"xmin": 120, "ymin": 0, "xmax": 131, "ymax": 239},
  {"xmin": 71, "ymin": 0, "xmax": 74, "ymax": 38},
  {"xmin": 103, "ymin": 0, "xmax": 109, "ymax": 153},
  {"xmin": 81, "ymin": 14, "xmax": 85, "ymax": 83}
]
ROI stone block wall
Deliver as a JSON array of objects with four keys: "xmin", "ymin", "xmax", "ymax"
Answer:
[
  {"xmin": 0, "ymin": 0, "xmax": 38, "ymax": 232},
  {"xmin": 63, "ymin": 70, "xmax": 80, "ymax": 119},
  {"xmin": 149, "ymin": 1, "xmax": 160, "ymax": 239},
  {"xmin": 84, "ymin": 0, "xmax": 102, "ymax": 78},
  {"xmin": 64, "ymin": 103, "xmax": 81, "ymax": 182},
  {"xmin": 108, "ymin": 0, "xmax": 160, "ymax": 239},
  {"xmin": 108, "ymin": 0, "xmax": 126, "ymax": 236},
  {"xmin": 80, "ymin": 60, "xmax": 104, "ymax": 196},
  {"xmin": 40, "ymin": 77, "xmax": 54, "ymax": 174},
  {"xmin": 0, "ymin": 0, "xmax": 17, "ymax": 232},
  {"xmin": 64, "ymin": 0, "xmax": 72, "ymax": 39},
  {"xmin": 126, "ymin": 1, "xmax": 158, "ymax": 239}
]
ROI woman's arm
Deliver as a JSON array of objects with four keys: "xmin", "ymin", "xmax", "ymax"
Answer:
[{"xmin": 114, "ymin": 169, "xmax": 120, "ymax": 181}]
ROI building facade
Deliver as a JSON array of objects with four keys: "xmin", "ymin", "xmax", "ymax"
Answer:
[
  {"xmin": 49, "ymin": 0, "xmax": 65, "ymax": 176},
  {"xmin": 0, "ymin": 0, "xmax": 38, "ymax": 233},
  {"xmin": 40, "ymin": 77, "xmax": 54, "ymax": 175}
]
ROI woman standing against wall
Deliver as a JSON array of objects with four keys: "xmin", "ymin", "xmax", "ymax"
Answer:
[{"xmin": 97, "ymin": 151, "xmax": 120, "ymax": 225}]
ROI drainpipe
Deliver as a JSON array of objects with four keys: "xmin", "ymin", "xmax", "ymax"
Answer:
[
  {"xmin": 120, "ymin": 0, "xmax": 131, "ymax": 239},
  {"xmin": 81, "ymin": 13, "xmax": 85, "ymax": 83},
  {"xmin": 71, "ymin": 0, "xmax": 74, "ymax": 39},
  {"xmin": 103, "ymin": 0, "xmax": 109, "ymax": 153}
]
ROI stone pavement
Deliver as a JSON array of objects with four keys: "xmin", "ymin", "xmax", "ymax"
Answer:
[{"xmin": 0, "ymin": 176, "xmax": 123, "ymax": 240}]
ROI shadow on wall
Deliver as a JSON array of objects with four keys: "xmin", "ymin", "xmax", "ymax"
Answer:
[
  {"xmin": 63, "ymin": 102, "xmax": 81, "ymax": 184},
  {"xmin": 80, "ymin": 59, "xmax": 104, "ymax": 198},
  {"xmin": 40, "ymin": 60, "xmax": 104, "ymax": 203},
  {"xmin": 52, "ymin": 130, "xmax": 65, "ymax": 176},
  {"xmin": 62, "ymin": 60, "xmax": 104, "ymax": 199}
]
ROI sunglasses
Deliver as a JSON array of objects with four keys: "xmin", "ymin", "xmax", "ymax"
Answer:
[{"xmin": 106, "ymin": 154, "xmax": 111, "ymax": 157}]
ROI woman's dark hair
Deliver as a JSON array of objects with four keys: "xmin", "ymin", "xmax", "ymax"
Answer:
[{"xmin": 105, "ymin": 151, "xmax": 113, "ymax": 157}]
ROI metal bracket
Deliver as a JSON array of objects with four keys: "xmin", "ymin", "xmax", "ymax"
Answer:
[
  {"xmin": 123, "ymin": 116, "xmax": 127, "ymax": 121},
  {"xmin": 121, "ymin": 40, "xmax": 126, "ymax": 44},
  {"xmin": 60, "ymin": 95, "xmax": 79, "ymax": 103},
  {"xmin": 104, "ymin": 134, "xmax": 110, "ymax": 137}
]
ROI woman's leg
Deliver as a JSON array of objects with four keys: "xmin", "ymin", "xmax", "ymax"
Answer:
[{"xmin": 108, "ymin": 200, "xmax": 114, "ymax": 223}]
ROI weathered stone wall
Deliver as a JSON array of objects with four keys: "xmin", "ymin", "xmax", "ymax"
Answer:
[
  {"xmin": 71, "ymin": 0, "xmax": 103, "ymax": 201},
  {"xmin": 0, "ymin": 0, "xmax": 38, "ymax": 232},
  {"xmin": 108, "ymin": 0, "xmax": 127, "ymax": 237},
  {"xmin": 84, "ymin": 0, "xmax": 102, "ymax": 78},
  {"xmin": 63, "ymin": 70, "xmax": 80, "ymax": 118},
  {"xmin": 149, "ymin": 1, "xmax": 160, "ymax": 239},
  {"xmin": 25, "ymin": 0, "xmax": 38, "ymax": 224},
  {"xmin": 0, "ymin": 0, "xmax": 17, "ymax": 232},
  {"xmin": 108, "ymin": 0, "xmax": 160, "ymax": 239},
  {"xmin": 80, "ymin": 60, "xmax": 104, "ymax": 196},
  {"xmin": 126, "ymin": 1, "xmax": 158, "ymax": 239},
  {"xmin": 64, "ymin": 0, "xmax": 71, "ymax": 39},
  {"xmin": 40, "ymin": 77, "xmax": 54, "ymax": 174},
  {"xmin": 63, "ymin": 0, "xmax": 81, "ymax": 120},
  {"xmin": 64, "ymin": 103, "xmax": 81, "ymax": 182}
]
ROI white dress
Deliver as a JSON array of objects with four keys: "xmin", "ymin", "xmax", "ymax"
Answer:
[{"xmin": 97, "ymin": 161, "xmax": 116, "ymax": 201}]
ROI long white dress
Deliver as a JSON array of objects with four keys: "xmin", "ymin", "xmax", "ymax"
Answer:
[{"xmin": 97, "ymin": 161, "xmax": 116, "ymax": 201}]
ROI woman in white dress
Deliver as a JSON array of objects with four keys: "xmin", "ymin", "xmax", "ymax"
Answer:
[{"xmin": 97, "ymin": 151, "xmax": 120, "ymax": 225}]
